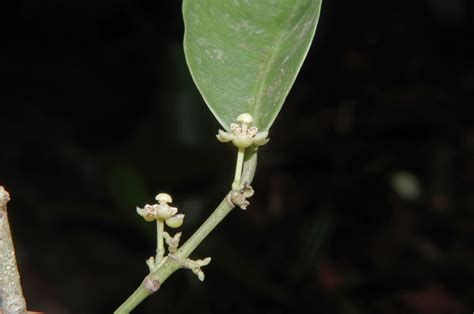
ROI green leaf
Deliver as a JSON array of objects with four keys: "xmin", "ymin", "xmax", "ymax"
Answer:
[{"xmin": 183, "ymin": 0, "xmax": 322, "ymax": 131}]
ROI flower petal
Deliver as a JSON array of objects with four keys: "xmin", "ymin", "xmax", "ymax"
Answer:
[
  {"xmin": 216, "ymin": 129, "xmax": 234, "ymax": 142},
  {"xmin": 253, "ymin": 131, "xmax": 269, "ymax": 146}
]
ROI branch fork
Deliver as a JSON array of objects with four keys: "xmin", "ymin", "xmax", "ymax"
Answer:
[{"xmin": 227, "ymin": 181, "xmax": 255, "ymax": 210}]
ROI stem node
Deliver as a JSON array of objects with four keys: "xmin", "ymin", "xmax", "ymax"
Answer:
[{"xmin": 143, "ymin": 276, "xmax": 161, "ymax": 294}]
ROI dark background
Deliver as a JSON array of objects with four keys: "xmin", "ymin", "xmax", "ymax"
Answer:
[{"xmin": 1, "ymin": 0, "xmax": 473, "ymax": 313}]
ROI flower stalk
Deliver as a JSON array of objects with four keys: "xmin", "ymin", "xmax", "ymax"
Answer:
[
  {"xmin": 155, "ymin": 220, "xmax": 165, "ymax": 264},
  {"xmin": 232, "ymin": 147, "xmax": 245, "ymax": 190}
]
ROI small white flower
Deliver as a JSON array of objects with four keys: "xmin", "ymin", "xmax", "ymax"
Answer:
[
  {"xmin": 216, "ymin": 113, "xmax": 269, "ymax": 148},
  {"xmin": 136, "ymin": 192, "xmax": 186, "ymax": 227}
]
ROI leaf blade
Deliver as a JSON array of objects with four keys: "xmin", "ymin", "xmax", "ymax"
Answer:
[{"xmin": 183, "ymin": 0, "xmax": 322, "ymax": 131}]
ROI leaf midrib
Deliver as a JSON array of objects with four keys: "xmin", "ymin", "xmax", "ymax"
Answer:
[{"xmin": 250, "ymin": 1, "xmax": 301, "ymax": 129}]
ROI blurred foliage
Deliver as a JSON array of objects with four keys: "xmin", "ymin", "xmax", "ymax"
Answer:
[{"xmin": 1, "ymin": 0, "xmax": 473, "ymax": 313}]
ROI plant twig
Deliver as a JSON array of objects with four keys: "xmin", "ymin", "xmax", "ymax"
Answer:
[
  {"xmin": 114, "ymin": 148, "xmax": 258, "ymax": 313},
  {"xmin": 0, "ymin": 187, "xmax": 27, "ymax": 314}
]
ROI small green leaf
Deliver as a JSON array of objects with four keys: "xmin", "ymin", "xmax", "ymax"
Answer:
[{"xmin": 183, "ymin": 0, "xmax": 322, "ymax": 131}]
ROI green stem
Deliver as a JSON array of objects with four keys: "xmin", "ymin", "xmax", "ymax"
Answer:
[
  {"xmin": 114, "ymin": 257, "xmax": 181, "ymax": 314},
  {"xmin": 232, "ymin": 147, "xmax": 245, "ymax": 190},
  {"xmin": 114, "ymin": 148, "xmax": 258, "ymax": 313},
  {"xmin": 177, "ymin": 197, "xmax": 233, "ymax": 259},
  {"xmin": 156, "ymin": 220, "xmax": 165, "ymax": 264}
]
